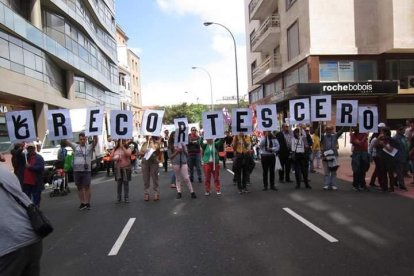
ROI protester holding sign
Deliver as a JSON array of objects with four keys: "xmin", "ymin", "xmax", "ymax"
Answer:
[
  {"xmin": 200, "ymin": 137, "xmax": 223, "ymax": 196},
  {"xmin": 22, "ymin": 143, "xmax": 45, "ymax": 207},
  {"xmin": 187, "ymin": 127, "xmax": 203, "ymax": 183},
  {"xmin": 321, "ymin": 126, "xmax": 345, "ymax": 190},
  {"xmin": 350, "ymin": 127, "xmax": 370, "ymax": 191},
  {"xmin": 290, "ymin": 128, "xmax": 311, "ymax": 189},
  {"xmin": 258, "ymin": 131, "xmax": 280, "ymax": 191},
  {"xmin": 111, "ymin": 139, "xmax": 132, "ymax": 203},
  {"xmin": 10, "ymin": 142, "xmax": 25, "ymax": 186},
  {"xmin": 275, "ymin": 124, "xmax": 293, "ymax": 183},
  {"xmin": 65, "ymin": 133, "xmax": 98, "ymax": 210},
  {"xmin": 138, "ymin": 136, "xmax": 162, "ymax": 201},
  {"xmin": 167, "ymin": 132, "xmax": 196, "ymax": 199},
  {"xmin": 232, "ymin": 133, "xmax": 252, "ymax": 194}
]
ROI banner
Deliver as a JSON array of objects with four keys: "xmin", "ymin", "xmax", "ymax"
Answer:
[
  {"xmin": 173, "ymin": 118, "xmax": 189, "ymax": 145},
  {"xmin": 311, "ymin": 95, "xmax": 331, "ymax": 122},
  {"xmin": 46, "ymin": 109, "xmax": 73, "ymax": 141},
  {"xmin": 289, "ymin": 98, "xmax": 310, "ymax": 124},
  {"xmin": 5, "ymin": 110, "xmax": 37, "ymax": 143},
  {"xmin": 231, "ymin": 108, "xmax": 253, "ymax": 135},
  {"xmin": 336, "ymin": 100, "xmax": 358, "ymax": 126},
  {"xmin": 358, "ymin": 106, "xmax": 378, "ymax": 133},
  {"xmin": 256, "ymin": 104, "xmax": 278, "ymax": 132},
  {"xmin": 141, "ymin": 110, "xmax": 164, "ymax": 136},
  {"xmin": 85, "ymin": 107, "xmax": 104, "ymax": 136},
  {"xmin": 110, "ymin": 110, "xmax": 133, "ymax": 139},
  {"xmin": 202, "ymin": 111, "xmax": 224, "ymax": 139}
]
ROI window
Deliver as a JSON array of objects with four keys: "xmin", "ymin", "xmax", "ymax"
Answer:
[
  {"xmin": 251, "ymin": 60, "xmax": 256, "ymax": 85},
  {"xmin": 320, "ymin": 60, "xmax": 377, "ymax": 82},
  {"xmin": 287, "ymin": 21, "xmax": 299, "ymax": 61}
]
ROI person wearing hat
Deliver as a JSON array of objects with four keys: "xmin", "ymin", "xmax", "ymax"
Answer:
[
  {"xmin": 392, "ymin": 124, "xmax": 408, "ymax": 190},
  {"xmin": 21, "ymin": 142, "xmax": 45, "ymax": 207}
]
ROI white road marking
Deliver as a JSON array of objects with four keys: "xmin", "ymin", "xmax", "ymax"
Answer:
[
  {"xmin": 226, "ymin": 169, "xmax": 234, "ymax": 175},
  {"xmin": 108, "ymin": 218, "xmax": 136, "ymax": 256},
  {"xmin": 283, "ymin": 208, "xmax": 339, "ymax": 243}
]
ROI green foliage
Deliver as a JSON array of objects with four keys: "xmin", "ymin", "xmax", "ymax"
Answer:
[{"xmin": 161, "ymin": 101, "xmax": 250, "ymax": 126}]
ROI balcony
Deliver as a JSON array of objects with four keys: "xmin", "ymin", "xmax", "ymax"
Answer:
[
  {"xmin": 251, "ymin": 14, "xmax": 281, "ymax": 53},
  {"xmin": 249, "ymin": 0, "xmax": 278, "ymax": 21},
  {"xmin": 252, "ymin": 54, "xmax": 282, "ymax": 84}
]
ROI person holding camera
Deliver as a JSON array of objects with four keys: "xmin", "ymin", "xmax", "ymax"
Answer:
[
  {"xmin": 65, "ymin": 133, "xmax": 98, "ymax": 210},
  {"xmin": 111, "ymin": 139, "xmax": 132, "ymax": 203}
]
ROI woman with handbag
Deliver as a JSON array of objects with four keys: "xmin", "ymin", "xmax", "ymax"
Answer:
[
  {"xmin": 111, "ymin": 139, "xmax": 132, "ymax": 203},
  {"xmin": 290, "ymin": 128, "xmax": 311, "ymax": 189}
]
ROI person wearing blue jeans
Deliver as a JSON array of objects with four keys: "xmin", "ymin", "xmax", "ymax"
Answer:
[{"xmin": 187, "ymin": 128, "xmax": 202, "ymax": 183}]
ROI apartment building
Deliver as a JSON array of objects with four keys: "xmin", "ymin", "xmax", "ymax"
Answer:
[
  {"xmin": 245, "ymin": 0, "xmax": 414, "ymax": 126},
  {"xmin": 116, "ymin": 24, "xmax": 143, "ymax": 136},
  {"xmin": 0, "ymin": 0, "xmax": 119, "ymax": 143}
]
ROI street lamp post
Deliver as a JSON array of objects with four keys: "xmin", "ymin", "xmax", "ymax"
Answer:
[
  {"xmin": 192, "ymin": 66, "xmax": 213, "ymax": 111},
  {"xmin": 203, "ymin": 21, "xmax": 239, "ymax": 107}
]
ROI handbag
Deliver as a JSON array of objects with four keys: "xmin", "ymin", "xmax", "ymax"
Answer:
[
  {"xmin": 0, "ymin": 183, "xmax": 53, "ymax": 238},
  {"xmin": 275, "ymin": 155, "xmax": 282, "ymax": 171},
  {"xmin": 289, "ymin": 138, "xmax": 300, "ymax": 162}
]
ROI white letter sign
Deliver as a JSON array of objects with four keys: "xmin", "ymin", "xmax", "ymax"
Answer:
[
  {"xmin": 311, "ymin": 95, "xmax": 331, "ymax": 122},
  {"xmin": 174, "ymin": 118, "xmax": 189, "ymax": 145},
  {"xmin": 231, "ymin": 108, "xmax": 253, "ymax": 135},
  {"xmin": 256, "ymin": 104, "xmax": 278, "ymax": 131},
  {"xmin": 141, "ymin": 110, "xmax": 165, "ymax": 136},
  {"xmin": 336, "ymin": 100, "xmax": 358, "ymax": 126},
  {"xmin": 85, "ymin": 107, "xmax": 104, "ymax": 136},
  {"xmin": 359, "ymin": 106, "xmax": 378, "ymax": 133},
  {"xmin": 202, "ymin": 111, "xmax": 224, "ymax": 139},
  {"xmin": 110, "ymin": 110, "xmax": 133, "ymax": 139},
  {"xmin": 289, "ymin": 98, "xmax": 310, "ymax": 124},
  {"xmin": 5, "ymin": 110, "xmax": 37, "ymax": 143},
  {"xmin": 47, "ymin": 109, "xmax": 73, "ymax": 141}
]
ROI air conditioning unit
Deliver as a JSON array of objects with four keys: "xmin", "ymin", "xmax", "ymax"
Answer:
[{"xmin": 408, "ymin": 75, "xmax": 414, "ymax": 88}]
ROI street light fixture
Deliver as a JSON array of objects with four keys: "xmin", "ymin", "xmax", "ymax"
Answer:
[
  {"xmin": 203, "ymin": 21, "xmax": 240, "ymax": 107},
  {"xmin": 192, "ymin": 66, "xmax": 214, "ymax": 111}
]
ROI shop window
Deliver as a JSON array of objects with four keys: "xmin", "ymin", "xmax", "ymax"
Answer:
[{"xmin": 320, "ymin": 60, "xmax": 377, "ymax": 82}]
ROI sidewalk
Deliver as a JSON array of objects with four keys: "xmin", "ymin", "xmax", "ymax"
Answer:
[{"xmin": 315, "ymin": 151, "xmax": 414, "ymax": 199}]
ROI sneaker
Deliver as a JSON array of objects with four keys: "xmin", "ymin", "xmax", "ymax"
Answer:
[
  {"xmin": 216, "ymin": 191, "xmax": 222, "ymax": 195},
  {"xmin": 352, "ymin": 187, "xmax": 360, "ymax": 192},
  {"xmin": 270, "ymin": 186, "xmax": 278, "ymax": 191},
  {"xmin": 176, "ymin": 193, "xmax": 182, "ymax": 199},
  {"xmin": 204, "ymin": 192, "xmax": 210, "ymax": 196},
  {"xmin": 170, "ymin": 184, "xmax": 176, "ymax": 189},
  {"xmin": 86, "ymin": 203, "xmax": 91, "ymax": 210},
  {"xmin": 243, "ymin": 189, "xmax": 250, "ymax": 193},
  {"xmin": 191, "ymin": 192, "xmax": 197, "ymax": 199},
  {"xmin": 79, "ymin": 203, "xmax": 87, "ymax": 210},
  {"xmin": 124, "ymin": 198, "xmax": 130, "ymax": 203},
  {"xmin": 332, "ymin": 186, "xmax": 338, "ymax": 191},
  {"xmin": 323, "ymin": 185, "xmax": 330, "ymax": 190},
  {"xmin": 238, "ymin": 190, "xmax": 243, "ymax": 195}
]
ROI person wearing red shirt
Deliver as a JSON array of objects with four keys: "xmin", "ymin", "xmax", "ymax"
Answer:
[
  {"xmin": 21, "ymin": 143, "xmax": 45, "ymax": 207},
  {"xmin": 350, "ymin": 127, "xmax": 370, "ymax": 191}
]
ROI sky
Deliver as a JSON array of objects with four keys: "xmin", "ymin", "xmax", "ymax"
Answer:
[{"xmin": 115, "ymin": 0, "xmax": 247, "ymax": 107}]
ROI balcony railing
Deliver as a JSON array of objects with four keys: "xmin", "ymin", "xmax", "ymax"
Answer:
[
  {"xmin": 250, "ymin": 14, "xmax": 280, "ymax": 49},
  {"xmin": 248, "ymin": 0, "xmax": 261, "ymax": 18},
  {"xmin": 252, "ymin": 54, "xmax": 282, "ymax": 84}
]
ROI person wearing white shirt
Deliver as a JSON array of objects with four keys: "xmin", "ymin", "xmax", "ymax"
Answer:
[
  {"xmin": 259, "ymin": 131, "xmax": 280, "ymax": 191},
  {"xmin": 290, "ymin": 128, "xmax": 311, "ymax": 189}
]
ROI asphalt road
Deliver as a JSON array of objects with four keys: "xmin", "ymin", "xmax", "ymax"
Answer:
[{"xmin": 40, "ymin": 161, "xmax": 414, "ymax": 276}]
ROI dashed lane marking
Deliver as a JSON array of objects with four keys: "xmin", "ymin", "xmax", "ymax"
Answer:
[
  {"xmin": 108, "ymin": 218, "xmax": 136, "ymax": 256},
  {"xmin": 283, "ymin": 207, "xmax": 339, "ymax": 243}
]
